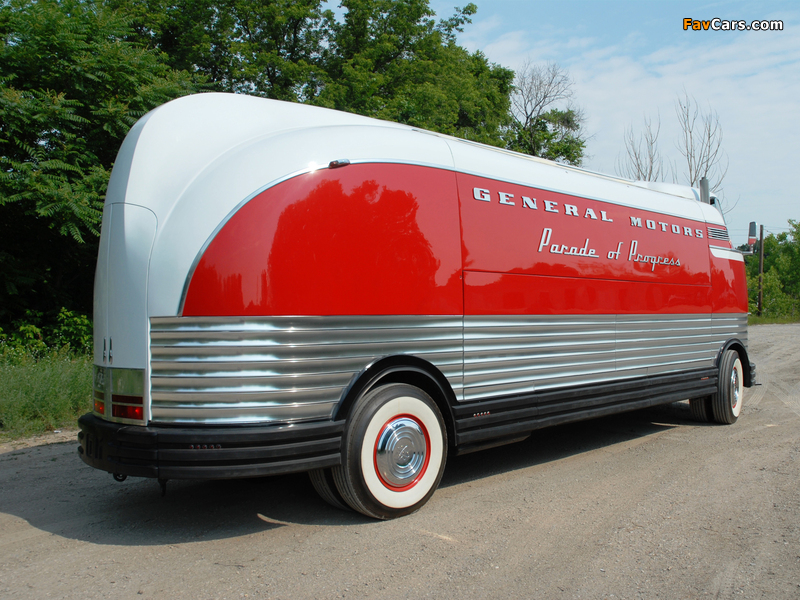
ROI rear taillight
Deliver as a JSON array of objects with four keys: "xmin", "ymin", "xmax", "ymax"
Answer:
[
  {"xmin": 112, "ymin": 404, "xmax": 143, "ymax": 420},
  {"xmin": 93, "ymin": 366, "xmax": 145, "ymax": 422},
  {"xmin": 111, "ymin": 394, "xmax": 143, "ymax": 405},
  {"xmin": 93, "ymin": 367, "xmax": 107, "ymax": 416},
  {"xmin": 111, "ymin": 392, "xmax": 143, "ymax": 420}
]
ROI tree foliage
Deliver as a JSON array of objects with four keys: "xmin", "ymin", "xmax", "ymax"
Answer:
[
  {"xmin": 314, "ymin": 1, "xmax": 513, "ymax": 145},
  {"xmin": 1, "ymin": 0, "xmax": 570, "ymax": 338},
  {"xmin": 506, "ymin": 61, "xmax": 586, "ymax": 165},
  {"xmin": 744, "ymin": 220, "xmax": 800, "ymax": 319},
  {"xmin": 0, "ymin": 0, "xmax": 200, "ymax": 327},
  {"xmin": 111, "ymin": 0, "xmax": 330, "ymax": 100},
  {"xmin": 111, "ymin": 0, "xmax": 514, "ymax": 145}
]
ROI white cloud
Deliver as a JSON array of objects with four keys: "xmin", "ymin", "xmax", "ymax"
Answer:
[{"xmin": 463, "ymin": 13, "xmax": 800, "ymax": 241}]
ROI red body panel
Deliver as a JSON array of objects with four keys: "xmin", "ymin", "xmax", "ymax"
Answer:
[
  {"xmin": 183, "ymin": 164, "xmax": 747, "ymax": 318},
  {"xmin": 464, "ymin": 271, "xmax": 712, "ymax": 315},
  {"xmin": 458, "ymin": 173, "xmax": 711, "ymax": 286},
  {"xmin": 710, "ymin": 255, "xmax": 749, "ymax": 312},
  {"xmin": 183, "ymin": 164, "xmax": 462, "ymax": 316},
  {"xmin": 456, "ymin": 173, "xmax": 745, "ymax": 316}
]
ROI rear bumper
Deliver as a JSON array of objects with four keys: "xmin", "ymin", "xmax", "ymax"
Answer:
[{"xmin": 77, "ymin": 414, "xmax": 344, "ymax": 480}]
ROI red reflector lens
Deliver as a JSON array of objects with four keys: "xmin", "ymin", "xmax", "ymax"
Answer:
[
  {"xmin": 112, "ymin": 404, "xmax": 143, "ymax": 420},
  {"xmin": 94, "ymin": 399, "xmax": 105, "ymax": 415},
  {"xmin": 112, "ymin": 394, "xmax": 143, "ymax": 405}
]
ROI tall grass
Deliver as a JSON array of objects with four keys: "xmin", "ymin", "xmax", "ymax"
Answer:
[{"xmin": 0, "ymin": 345, "xmax": 92, "ymax": 439}]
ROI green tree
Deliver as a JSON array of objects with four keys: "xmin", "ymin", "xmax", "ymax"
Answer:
[
  {"xmin": 113, "ymin": 0, "xmax": 514, "ymax": 145},
  {"xmin": 744, "ymin": 219, "xmax": 800, "ymax": 319},
  {"xmin": 0, "ymin": 0, "xmax": 199, "ymax": 329},
  {"xmin": 107, "ymin": 0, "xmax": 236, "ymax": 81},
  {"xmin": 1, "ymin": 0, "xmax": 518, "ymax": 336},
  {"xmin": 506, "ymin": 61, "xmax": 586, "ymax": 165},
  {"xmin": 111, "ymin": 0, "xmax": 330, "ymax": 101},
  {"xmin": 316, "ymin": 1, "xmax": 512, "ymax": 146},
  {"xmin": 506, "ymin": 107, "xmax": 585, "ymax": 164}
]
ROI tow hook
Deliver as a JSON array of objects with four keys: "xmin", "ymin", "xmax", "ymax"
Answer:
[{"xmin": 113, "ymin": 473, "xmax": 127, "ymax": 482}]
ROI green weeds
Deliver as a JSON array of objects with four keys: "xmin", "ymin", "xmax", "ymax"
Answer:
[
  {"xmin": 0, "ymin": 345, "xmax": 92, "ymax": 440},
  {"xmin": 748, "ymin": 315, "xmax": 800, "ymax": 326}
]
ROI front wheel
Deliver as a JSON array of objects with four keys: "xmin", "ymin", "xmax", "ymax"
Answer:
[
  {"xmin": 712, "ymin": 349, "xmax": 744, "ymax": 424},
  {"xmin": 333, "ymin": 383, "xmax": 447, "ymax": 519}
]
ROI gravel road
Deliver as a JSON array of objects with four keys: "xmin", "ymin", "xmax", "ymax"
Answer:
[{"xmin": 1, "ymin": 324, "xmax": 798, "ymax": 599}]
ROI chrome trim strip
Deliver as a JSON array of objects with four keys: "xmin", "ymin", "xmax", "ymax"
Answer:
[
  {"xmin": 464, "ymin": 315, "xmax": 616, "ymax": 402},
  {"xmin": 150, "ymin": 315, "xmax": 463, "ymax": 424},
  {"xmin": 463, "ymin": 313, "xmax": 747, "ymax": 403},
  {"xmin": 711, "ymin": 313, "xmax": 748, "ymax": 348},
  {"xmin": 149, "ymin": 313, "xmax": 748, "ymax": 425}
]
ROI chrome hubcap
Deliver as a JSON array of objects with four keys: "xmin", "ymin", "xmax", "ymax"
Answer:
[
  {"xmin": 375, "ymin": 417, "xmax": 428, "ymax": 488},
  {"xmin": 731, "ymin": 367, "xmax": 740, "ymax": 409}
]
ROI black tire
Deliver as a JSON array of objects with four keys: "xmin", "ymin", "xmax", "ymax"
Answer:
[
  {"xmin": 309, "ymin": 468, "xmax": 350, "ymax": 511},
  {"xmin": 333, "ymin": 383, "xmax": 447, "ymax": 519},
  {"xmin": 689, "ymin": 396, "xmax": 714, "ymax": 422},
  {"xmin": 711, "ymin": 349, "xmax": 744, "ymax": 424}
]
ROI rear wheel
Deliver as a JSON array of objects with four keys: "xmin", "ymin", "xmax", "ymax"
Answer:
[
  {"xmin": 333, "ymin": 383, "xmax": 447, "ymax": 519},
  {"xmin": 309, "ymin": 468, "xmax": 350, "ymax": 511},
  {"xmin": 712, "ymin": 349, "xmax": 744, "ymax": 424},
  {"xmin": 689, "ymin": 396, "xmax": 713, "ymax": 422}
]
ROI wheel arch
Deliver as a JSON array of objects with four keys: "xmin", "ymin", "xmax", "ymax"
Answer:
[
  {"xmin": 333, "ymin": 355, "xmax": 458, "ymax": 448},
  {"xmin": 716, "ymin": 338, "xmax": 754, "ymax": 387}
]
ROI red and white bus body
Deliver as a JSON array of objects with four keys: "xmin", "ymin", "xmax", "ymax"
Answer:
[{"xmin": 79, "ymin": 93, "xmax": 754, "ymax": 518}]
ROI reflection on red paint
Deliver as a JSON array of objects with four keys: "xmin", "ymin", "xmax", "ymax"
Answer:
[
  {"xmin": 183, "ymin": 162, "xmax": 746, "ymax": 319},
  {"xmin": 184, "ymin": 164, "xmax": 462, "ymax": 316},
  {"xmin": 710, "ymin": 255, "xmax": 749, "ymax": 312}
]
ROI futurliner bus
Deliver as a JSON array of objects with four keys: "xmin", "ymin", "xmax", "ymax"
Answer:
[{"xmin": 78, "ymin": 93, "xmax": 754, "ymax": 519}]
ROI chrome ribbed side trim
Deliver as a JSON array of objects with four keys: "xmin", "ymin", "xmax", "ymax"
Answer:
[
  {"xmin": 151, "ymin": 313, "xmax": 748, "ymax": 424},
  {"xmin": 711, "ymin": 313, "xmax": 748, "ymax": 347},
  {"xmin": 616, "ymin": 314, "xmax": 715, "ymax": 378},
  {"xmin": 149, "ymin": 316, "xmax": 463, "ymax": 424},
  {"xmin": 464, "ymin": 316, "xmax": 616, "ymax": 401},
  {"xmin": 464, "ymin": 313, "xmax": 747, "ymax": 402}
]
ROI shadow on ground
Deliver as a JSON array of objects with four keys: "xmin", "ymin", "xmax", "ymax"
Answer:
[{"xmin": 0, "ymin": 402, "xmax": 699, "ymax": 546}]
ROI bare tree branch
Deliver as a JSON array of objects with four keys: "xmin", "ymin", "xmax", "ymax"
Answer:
[
  {"xmin": 713, "ymin": 193, "xmax": 740, "ymax": 216},
  {"xmin": 615, "ymin": 114, "xmax": 666, "ymax": 182},
  {"xmin": 509, "ymin": 60, "xmax": 585, "ymax": 163},
  {"xmin": 675, "ymin": 91, "xmax": 728, "ymax": 191},
  {"xmin": 511, "ymin": 60, "xmax": 574, "ymax": 127}
]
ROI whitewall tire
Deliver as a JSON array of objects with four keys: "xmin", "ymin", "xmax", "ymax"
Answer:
[
  {"xmin": 333, "ymin": 383, "xmax": 447, "ymax": 519},
  {"xmin": 712, "ymin": 349, "xmax": 744, "ymax": 424}
]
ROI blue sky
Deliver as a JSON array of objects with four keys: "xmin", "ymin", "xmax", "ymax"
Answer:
[{"xmin": 424, "ymin": 0, "xmax": 799, "ymax": 245}]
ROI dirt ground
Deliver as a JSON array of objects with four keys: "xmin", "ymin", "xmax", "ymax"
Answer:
[{"xmin": 1, "ymin": 324, "xmax": 798, "ymax": 599}]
